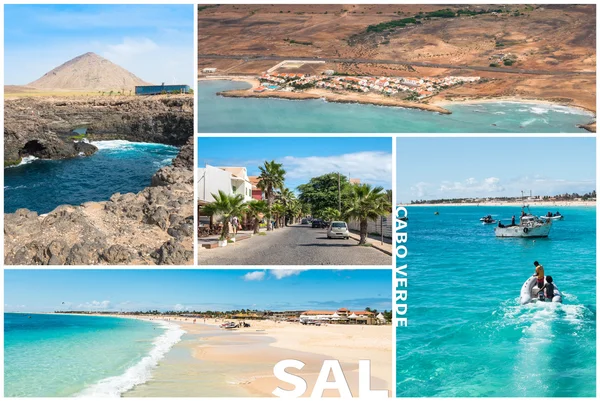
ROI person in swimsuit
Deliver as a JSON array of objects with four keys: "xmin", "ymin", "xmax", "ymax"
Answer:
[{"xmin": 533, "ymin": 261, "xmax": 545, "ymax": 293}]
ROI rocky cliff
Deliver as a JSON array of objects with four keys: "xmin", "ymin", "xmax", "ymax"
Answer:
[
  {"xmin": 4, "ymin": 97, "xmax": 194, "ymax": 265},
  {"xmin": 4, "ymin": 95, "xmax": 193, "ymax": 165}
]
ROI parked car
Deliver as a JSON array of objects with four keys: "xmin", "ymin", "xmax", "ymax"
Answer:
[
  {"xmin": 312, "ymin": 219, "xmax": 325, "ymax": 228},
  {"xmin": 327, "ymin": 221, "xmax": 350, "ymax": 239},
  {"xmin": 301, "ymin": 218, "xmax": 308, "ymax": 225}
]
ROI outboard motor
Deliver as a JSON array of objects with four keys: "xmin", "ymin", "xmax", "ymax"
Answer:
[{"xmin": 538, "ymin": 291, "xmax": 546, "ymax": 302}]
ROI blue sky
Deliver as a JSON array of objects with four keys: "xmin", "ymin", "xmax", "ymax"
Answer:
[
  {"xmin": 198, "ymin": 137, "xmax": 392, "ymax": 189},
  {"xmin": 4, "ymin": 5, "xmax": 193, "ymax": 85},
  {"xmin": 4, "ymin": 270, "xmax": 391, "ymax": 313},
  {"xmin": 397, "ymin": 137, "xmax": 596, "ymax": 202}
]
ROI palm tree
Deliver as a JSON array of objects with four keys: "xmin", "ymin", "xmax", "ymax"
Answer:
[
  {"xmin": 272, "ymin": 202, "xmax": 286, "ymax": 229},
  {"xmin": 257, "ymin": 160, "xmax": 286, "ymax": 231},
  {"xmin": 279, "ymin": 187, "xmax": 296, "ymax": 226},
  {"xmin": 344, "ymin": 184, "xmax": 391, "ymax": 245},
  {"xmin": 246, "ymin": 200, "xmax": 267, "ymax": 234},
  {"xmin": 201, "ymin": 190, "xmax": 247, "ymax": 240}
]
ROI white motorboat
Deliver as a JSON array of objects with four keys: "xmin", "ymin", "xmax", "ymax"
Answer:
[
  {"xmin": 540, "ymin": 214, "xmax": 564, "ymax": 221},
  {"xmin": 519, "ymin": 276, "xmax": 562, "ymax": 304},
  {"xmin": 495, "ymin": 215, "xmax": 552, "ymax": 238}
]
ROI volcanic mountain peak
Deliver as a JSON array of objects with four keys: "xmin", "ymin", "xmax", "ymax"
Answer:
[{"xmin": 28, "ymin": 52, "xmax": 152, "ymax": 91}]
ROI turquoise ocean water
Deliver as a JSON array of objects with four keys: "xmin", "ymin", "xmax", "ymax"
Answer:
[
  {"xmin": 4, "ymin": 313, "xmax": 184, "ymax": 397},
  {"xmin": 396, "ymin": 206, "xmax": 596, "ymax": 397},
  {"xmin": 198, "ymin": 80, "xmax": 594, "ymax": 133},
  {"xmin": 4, "ymin": 140, "xmax": 178, "ymax": 214}
]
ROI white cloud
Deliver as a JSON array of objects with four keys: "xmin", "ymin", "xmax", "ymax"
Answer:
[
  {"xmin": 270, "ymin": 269, "xmax": 304, "ymax": 280},
  {"xmin": 439, "ymin": 177, "xmax": 505, "ymax": 194},
  {"xmin": 411, "ymin": 182, "xmax": 432, "ymax": 198},
  {"xmin": 173, "ymin": 303, "xmax": 186, "ymax": 311},
  {"xmin": 281, "ymin": 151, "xmax": 391, "ymax": 188},
  {"xmin": 104, "ymin": 37, "xmax": 159, "ymax": 60},
  {"xmin": 407, "ymin": 175, "xmax": 594, "ymax": 201},
  {"xmin": 78, "ymin": 300, "xmax": 111, "ymax": 309},
  {"xmin": 243, "ymin": 271, "xmax": 266, "ymax": 281}
]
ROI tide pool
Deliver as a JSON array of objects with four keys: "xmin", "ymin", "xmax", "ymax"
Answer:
[
  {"xmin": 4, "ymin": 140, "xmax": 179, "ymax": 214},
  {"xmin": 4, "ymin": 313, "xmax": 184, "ymax": 397},
  {"xmin": 396, "ymin": 206, "xmax": 596, "ymax": 397},
  {"xmin": 197, "ymin": 80, "xmax": 594, "ymax": 133}
]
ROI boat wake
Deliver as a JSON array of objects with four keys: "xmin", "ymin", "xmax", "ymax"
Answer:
[{"xmin": 77, "ymin": 321, "xmax": 185, "ymax": 397}]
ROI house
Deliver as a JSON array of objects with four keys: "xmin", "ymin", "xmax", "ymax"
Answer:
[
  {"xmin": 197, "ymin": 165, "xmax": 254, "ymax": 205},
  {"xmin": 248, "ymin": 176, "xmax": 264, "ymax": 200},
  {"xmin": 202, "ymin": 68, "xmax": 217, "ymax": 73},
  {"xmin": 218, "ymin": 167, "xmax": 254, "ymax": 203},
  {"xmin": 299, "ymin": 308, "xmax": 376, "ymax": 325}
]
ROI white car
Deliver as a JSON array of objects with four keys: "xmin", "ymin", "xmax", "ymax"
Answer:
[{"xmin": 327, "ymin": 221, "xmax": 350, "ymax": 239}]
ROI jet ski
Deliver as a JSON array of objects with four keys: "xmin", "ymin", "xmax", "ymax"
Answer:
[
  {"xmin": 520, "ymin": 276, "xmax": 562, "ymax": 305},
  {"xmin": 482, "ymin": 219, "xmax": 496, "ymax": 225}
]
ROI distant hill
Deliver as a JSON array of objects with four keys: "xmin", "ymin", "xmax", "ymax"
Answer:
[{"xmin": 28, "ymin": 52, "xmax": 153, "ymax": 91}]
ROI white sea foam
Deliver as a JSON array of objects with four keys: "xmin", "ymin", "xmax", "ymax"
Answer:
[
  {"xmin": 6, "ymin": 155, "xmax": 39, "ymax": 168},
  {"xmin": 90, "ymin": 140, "xmax": 136, "ymax": 151},
  {"xmin": 77, "ymin": 320, "xmax": 185, "ymax": 397},
  {"xmin": 91, "ymin": 140, "xmax": 177, "ymax": 152}
]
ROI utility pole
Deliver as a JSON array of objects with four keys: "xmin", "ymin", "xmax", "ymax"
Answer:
[{"xmin": 338, "ymin": 172, "xmax": 341, "ymax": 213}]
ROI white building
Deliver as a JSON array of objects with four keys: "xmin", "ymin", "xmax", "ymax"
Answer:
[
  {"xmin": 202, "ymin": 68, "xmax": 217, "ymax": 73},
  {"xmin": 197, "ymin": 165, "xmax": 253, "ymax": 204},
  {"xmin": 299, "ymin": 308, "xmax": 376, "ymax": 325}
]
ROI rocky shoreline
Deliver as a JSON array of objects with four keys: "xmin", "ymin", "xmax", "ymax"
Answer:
[
  {"xmin": 4, "ymin": 95, "xmax": 193, "ymax": 165},
  {"xmin": 4, "ymin": 96, "xmax": 194, "ymax": 265}
]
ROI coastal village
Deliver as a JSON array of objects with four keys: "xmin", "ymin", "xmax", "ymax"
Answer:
[{"xmin": 255, "ymin": 72, "xmax": 482, "ymax": 100}]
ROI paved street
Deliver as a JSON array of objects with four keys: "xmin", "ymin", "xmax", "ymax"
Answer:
[{"xmin": 198, "ymin": 224, "xmax": 391, "ymax": 266}]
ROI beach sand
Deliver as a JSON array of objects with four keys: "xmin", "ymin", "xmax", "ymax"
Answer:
[{"xmin": 124, "ymin": 316, "xmax": 392, "ymax": 397}]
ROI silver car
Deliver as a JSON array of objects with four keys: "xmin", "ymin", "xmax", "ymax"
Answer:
[{"xmin": 327, "ymin": 221, "xmax": 350, "ymax": 239}]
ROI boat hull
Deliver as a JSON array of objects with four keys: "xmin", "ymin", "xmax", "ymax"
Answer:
[
  {"xmin": 520, "ymin": 276, "xmax": 562, "ymax": 305},
  {"xmin": 495, "ymin": 224, "xmax": 551, "ymax": 237}
]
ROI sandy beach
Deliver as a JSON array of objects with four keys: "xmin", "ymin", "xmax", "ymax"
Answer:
[
  {"xmin": 121, "ymin": 315, "xmax": 392, "ymax": 397},
  {"xmin": 400, "ymin": 201, "xmax": 596, "ymax": 207}
]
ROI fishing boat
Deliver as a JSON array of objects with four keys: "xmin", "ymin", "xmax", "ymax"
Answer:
[
  {"xmin": 495, "ymin": 205, "xmax": 552, "ymax": 238},
  {"xmin": 519, "ymin": 276, "xmax": 562, "ymax": 304},
  {"xmin": 495, "ymin": 214, "xmax": 551, "ymax": 237}
]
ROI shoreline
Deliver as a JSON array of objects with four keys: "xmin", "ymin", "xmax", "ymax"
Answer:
[
  {"xmin": 399, "ymin": 201, "xmax": 596, "ymax": 207},
  {"xmin": 4, "ymin": 313, "xmax": 186, "ymax": 397},
  {"xmin": 202, "ymin": 76, "xmax": 451, "ymax": 114},
  {"xmin": 71, "ymin": 315, "xmax": 391, "ymax": 397},
  {"xmin": 17, "ymin": 313, "xmax": 392, "ymax": 397},
  {"xmin": 200, "ymin": 77, "xmax": 596, "ymax": 129},
  {"xmin": 434, "ymin": 96, "xmax": 596, "ymax": 117}
]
